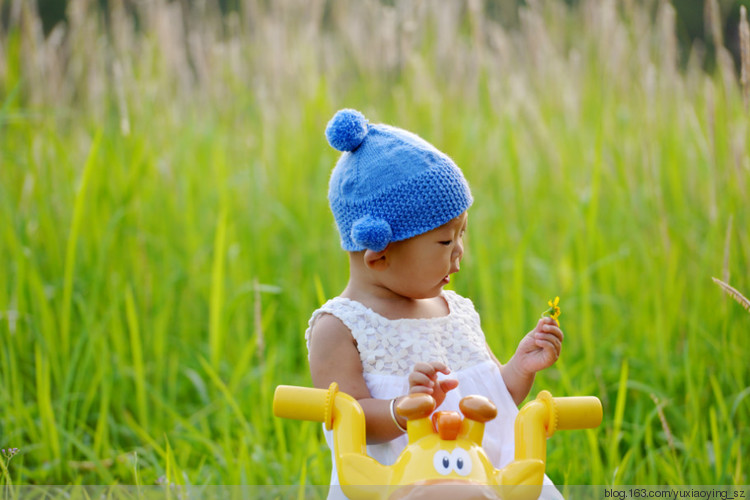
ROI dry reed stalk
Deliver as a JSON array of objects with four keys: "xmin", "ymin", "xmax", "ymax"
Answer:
[
  {"xmin": 155, "ymin": 1, "xmax": 193, "ymax": 94},
  {"xmin": 730, "ymin": 129, "xmax": 748, "ymax": 200},
  {"xmin": 704, "ymin": 0, "xmax": 723, "ymax": 49},
  {"xmin": 19, "ymin": 1, "xmax": 43, "ymax": 106},
  {"xmin": 8, "ymin": 0, "xmax": 21, "ymax": 27},
  {"xmin": 649, "ymin": 394, "xmax": 676, "ymax": 454},
  {"xmin": 113, "ymin": 59, "xmax": 130, "ymax": 136},
  {"xmin": 468, "ymin": 0, "xmax": 484, "ymax": 67},
  {"xmin": 658, "ymin": 2, "xmax": 677, "ymax": 77},
  {"xmin": 722, "ymin": 215, "xmax": 732, "ymax": 284},
  {"xmin": 705, "ymin": 77, "xmax": 716, "ymax": 164},
  {"xmin": 254, "ymin": 278, "xmax": 265, "ymax": 361},
  {"xmin": 740, "ymin": 6, "xmax": 750, "ymax": 111},
  {"xmin": 704, "ymin": 0, "xmax": 738, "ymax": 96},
  {"xmin": 0, "ymin": 34, "xmax": 4, "ymax": 86},
  {"xmin": 712, "ymin": 277, "xmax": 750, "ymax": 313},
  {"xmin": 68, "ymin": 451, "xmax": 135, "ymax": 471},
  {"xmin": 702, "ymin": 76, "xmax": 720, "ymax": 222}
]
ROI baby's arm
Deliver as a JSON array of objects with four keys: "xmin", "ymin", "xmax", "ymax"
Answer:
[
  {"xmin": 308, "ymin": 313, "xmax": 406, "ymax": 444},
  {"xmin": 489, "ymin": 317, "xmax": 563, "ymax": 405}
]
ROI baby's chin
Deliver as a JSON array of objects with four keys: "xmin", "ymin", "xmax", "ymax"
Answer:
[{"xmin": 391, "ymin": 278, "xmax": 452, "ymax": 300}]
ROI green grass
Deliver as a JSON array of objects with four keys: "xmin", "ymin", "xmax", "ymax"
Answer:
[{"xmin": 1, "ymin": 0, "xmax": 748, "ymax": 489}]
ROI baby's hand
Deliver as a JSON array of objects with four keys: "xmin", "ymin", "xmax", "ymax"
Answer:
[
  {"xmin": 513, "ymin": 317, "xmax": 564, "ymax": 376},
  {"xmin": 408, "ymin": 361, "xmax": 459, "ymax": 408}
]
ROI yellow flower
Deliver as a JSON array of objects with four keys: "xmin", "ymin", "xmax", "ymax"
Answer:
[{"xmin": 541, "ymin": 296, "xmax": 561, "ymax": 325}]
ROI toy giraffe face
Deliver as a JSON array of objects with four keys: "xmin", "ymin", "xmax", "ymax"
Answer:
[{"xmin": 389, "ymin": 394, "xmax": 499, "ymax": 487}]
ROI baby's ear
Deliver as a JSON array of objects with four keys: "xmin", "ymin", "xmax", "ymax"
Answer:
[{"xmin": 364, "ymin": 248, "xmax": 389, "ymax": 270}]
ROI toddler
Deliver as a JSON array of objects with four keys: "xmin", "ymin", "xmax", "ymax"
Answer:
[{"xmin": 306, "ymin": 109, "xmax": 564, "ymax": 499}]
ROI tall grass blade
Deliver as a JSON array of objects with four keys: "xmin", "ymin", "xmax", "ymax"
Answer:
[
  {"xmin": 34, "ymin": 344, "xmax": 60, "ymax": 465},
  {"xmin": 122, "ymin": 412, "xmax": 165, "ymax": 460},
  {"xmin": 92, "ymin": 381, "xmax": 110, "ymax": 460},
  {"xmin": 296, "ymin": 461, "xmax": 308, "ymax": 500},
  {"xmin": 608, "ymin": 359, "xmax": 628, "ymax": 471},
  {"xmin": 198, "ymin": 357, "xmax": 253, "ymax": 438},
  {"xmin": 709, "ymin": 407, "xmax": 722, "ymax": 482},
  {"xmin": 60, "ymin": 131, "xmax": 102, "ymax": 359},
  {"xmin": 125, "ymin": 286, "xmax": 148, "ymax": 427},
  {"xmin": 209, "ymin": 209, "xmax": 228, "ymax": 369},
  {"xmin": 735, "ymin": 444, "xmax": 744, "ymax": 485},
  {"xmin": 313, "ymin": 274, "xmax": 326, "ymax": 306}
]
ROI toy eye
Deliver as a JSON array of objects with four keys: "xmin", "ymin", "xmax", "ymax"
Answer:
[
  {"xmin": 451, "ymin": 448, "xmax": 472, "ymax": 476},
  {"xmin": 433, "ymin": 450, "xmax": 452, "ymax": 476}
]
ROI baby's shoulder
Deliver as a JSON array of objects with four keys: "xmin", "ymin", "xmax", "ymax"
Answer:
[
  {"xmin": 443, "ymin": 290, "xmax": 480, "ymax": 314},
  {"xmin": 307, "ymin": 296, "xmax": 370, "ymax": 328},
  {"xmin": 307, "ymin": 312, "xmax": 354, "ymax": 347}
]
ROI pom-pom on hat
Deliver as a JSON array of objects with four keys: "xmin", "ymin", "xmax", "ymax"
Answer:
[{"xmin": 325, "ymin": 109, "xmax": 473, "ymax": 252}]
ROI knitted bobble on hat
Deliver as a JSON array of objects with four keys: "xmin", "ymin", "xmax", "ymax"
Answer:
[
  {"xmin": 350, "ymin": 216, "xmax": 392, "ymax": 252},
  {"xmin": 325, "ymin": 109, "xmax": 369, "ymax": 152}
]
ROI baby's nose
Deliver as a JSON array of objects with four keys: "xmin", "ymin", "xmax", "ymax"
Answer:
[
  {"xmin": 453, "ymin": 241, "xmax": 464, "ymax": 262},
  {"xmin": 451, "ymin": 253, "xmax": 462, "ymax": 273}
]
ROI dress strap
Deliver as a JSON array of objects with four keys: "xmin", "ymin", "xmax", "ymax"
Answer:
[{"xmin": 304, "ymin": 297, "xmax": 369, "ymax": 353}]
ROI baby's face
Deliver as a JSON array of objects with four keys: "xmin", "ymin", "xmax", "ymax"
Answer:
[{"xmin": 380, "ymin": 212, "xmax": 468, "ymax": 299}]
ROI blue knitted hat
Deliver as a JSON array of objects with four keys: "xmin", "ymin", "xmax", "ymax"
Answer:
[{"xmin": 325, "ymin": 109, "xmax": 473, "ymax": 252}]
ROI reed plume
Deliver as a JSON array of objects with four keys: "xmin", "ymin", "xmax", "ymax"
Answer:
[{"xmin": 712, "ymin": 277, "xmax": 750, "ymax": 314}]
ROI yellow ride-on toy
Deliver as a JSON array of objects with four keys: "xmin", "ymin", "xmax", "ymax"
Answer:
[{"xmin": 273, "ymin": 383, "xmax": 602, "ymax": 500}]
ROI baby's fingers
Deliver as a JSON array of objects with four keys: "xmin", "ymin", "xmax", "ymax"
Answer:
[
  {"xmin": 429, "ymin": 361, "xmax": 452, "ymax": 375},
  {"xmin": 438, "ymin": 379, "xmax": 459, "ymax": 394},
  {"xmin": 408, "ymin": 370, "xmax": 435, "ymax": 393},
  {"xmin": 539, "ymin": 321, "xmax": 564, "ymax": 341},
  {"xmin": 412, "ymin": 361, "xmax": 451, "ymax": 377},
  {"xmin": 534, "ymin": 332, "xmax": 563, "ymax": 356}
]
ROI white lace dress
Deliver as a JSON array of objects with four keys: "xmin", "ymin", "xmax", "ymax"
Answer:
[{"xmin": 305, "ymin": 290, "xmax": 562, "ymax": 499}]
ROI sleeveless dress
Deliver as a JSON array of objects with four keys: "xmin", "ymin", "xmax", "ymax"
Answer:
[{"xmin": 305, "ymin": 290, "xmax": 563, "ymax": 499}]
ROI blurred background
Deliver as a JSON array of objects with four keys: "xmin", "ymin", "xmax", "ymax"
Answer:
[
  {"xmin": 0, "ymin": 0, "xmax": 748, "ymax": 492},
  {"xmin": 16, "ymin": 0, "xmax": 750, "ymax": 69}
]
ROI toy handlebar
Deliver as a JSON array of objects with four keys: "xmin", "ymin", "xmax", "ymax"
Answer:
[
  {"xmin": 553, "ymin": 395, "xmax": 602, "ymax": 430},
  {"xmin": 514, "ymin": 390, "xmax": 602, "ymax": 464},
  {"xmin": 273, "ymin": 386, "xmax": 602, "ymax": 428},
  {"xmin": 274, "ymin": 383, "xmax": 370, "ymax": 459},
  {"xmin": 273, "ymin": 384, "xmax": 336, "ymax": 426}
]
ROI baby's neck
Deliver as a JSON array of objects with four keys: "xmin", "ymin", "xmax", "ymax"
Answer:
[{"xmin": 341, "ymin": 283, "xmax": 450, "ymax": 320}]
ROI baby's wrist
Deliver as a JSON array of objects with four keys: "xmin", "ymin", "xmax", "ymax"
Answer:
[
  {"xmin": 506, "ymin": 356, "xmax": 536, "ymax": 381},
  {"xmin": 389, "ymin": 396, "xmax": 408, "ymax": 433}
]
